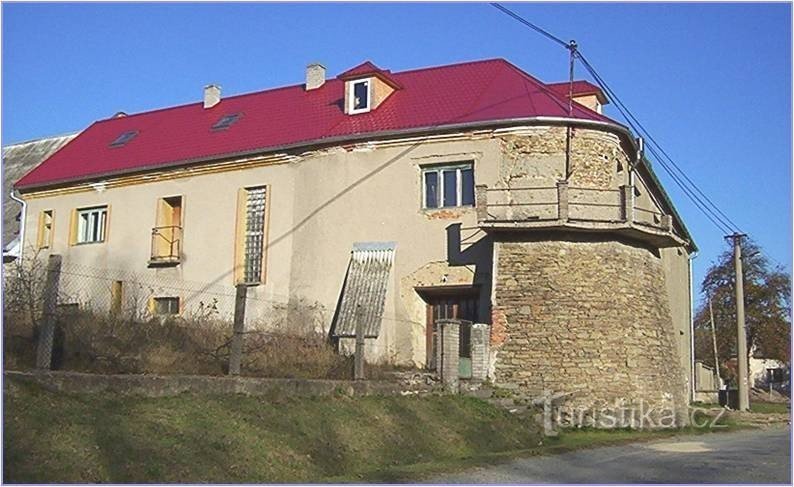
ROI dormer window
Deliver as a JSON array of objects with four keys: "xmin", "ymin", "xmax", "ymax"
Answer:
[{"xmin": 348, "ymin": 79, "xmax": 371, "ymax": 114}]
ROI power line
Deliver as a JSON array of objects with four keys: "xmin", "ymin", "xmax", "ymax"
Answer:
[
  {"xmin": 488, "ymin": 2, "xmax": 744, "ymax": 239},
  {"xmin": 490, "ymin": 3, "xmax": 569, "ymax": 49}
]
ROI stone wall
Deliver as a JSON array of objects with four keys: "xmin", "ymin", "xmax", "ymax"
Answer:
[{"xmin": 491, "ymin": 236, "xmax": 689, "ymax": 426}]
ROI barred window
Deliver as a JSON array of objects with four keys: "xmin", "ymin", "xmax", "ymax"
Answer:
[{"xmin": 243, "ymin": 187, "xmax": 267, "ymax": 284}]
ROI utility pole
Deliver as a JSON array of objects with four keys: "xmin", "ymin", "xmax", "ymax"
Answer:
[
  {"xmin": 564, "ymin": 40, "xmax": 577, "ymax": 180},
  {"xmin": 708, "ymin": 297, "xmax": 722, "ymax": 388},
  {"xmin": 727, "ymin": 233, "xmax": 750, "ymax": 411}
]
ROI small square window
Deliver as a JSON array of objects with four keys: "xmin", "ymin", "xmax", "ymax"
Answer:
[
  {"xmin": 110, "ymin": 131, "xmax": 138, "ymax": 147},
  {"xmin": 212, "ymin": 113, "xmax": 241, "ymax": 131},
  {"xmin": 348, "ymin": 79, "xmax": 371, "ymax": 114},
  {"xmin": 153, "ymin": 297, "xmax": 180, "ymax": 316},
  {"xmin": 422, "ymin": 162, "xmax": 475, "ymax": 209}
]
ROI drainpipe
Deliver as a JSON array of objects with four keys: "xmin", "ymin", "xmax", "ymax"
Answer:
[
  {"xmin": 8, "ymin": 189, "xmax": 26, "ymax": 261},
  {"xmin": 688, "ymin": 250, "xmax": 699, "ymax": 402}
]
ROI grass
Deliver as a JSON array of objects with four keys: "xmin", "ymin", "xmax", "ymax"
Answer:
[
  {"xmin": 2, "ymin": 377, "xmax": 753, "ymax": 484},
  {"xmin": 750, "ymin": 402, "xmax": 790, "ymax": 414}
]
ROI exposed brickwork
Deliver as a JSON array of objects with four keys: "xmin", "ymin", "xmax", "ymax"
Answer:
[
  {"xmin": 491, "ymin": 238, "xmax": 689, "ymax": 425},
  {"xmin": 499, "ymin": 127, "xmax": 629, "ymax": 189}
]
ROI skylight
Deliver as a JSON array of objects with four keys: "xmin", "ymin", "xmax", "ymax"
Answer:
[
  {"xmin": 212, "ymin": 113, "xmax": 241, "ymax": 131},
  {"xmin": 110, "ymin": 130, "xmax": 138, "ymax": 147}
]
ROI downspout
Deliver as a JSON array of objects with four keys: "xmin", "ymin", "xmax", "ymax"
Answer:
[
  {"xmin": 8, "ymin": 189, "xmax": 26, "ymax": 261},
  {"xmin": 688, "ymin": 250, "xmax": 699, "ymax": 402}
]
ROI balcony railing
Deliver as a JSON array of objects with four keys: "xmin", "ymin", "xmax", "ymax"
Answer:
[
  {"xmin": 475, "ymin": 181, "xmax": 683, "ymax": 247},
  {"xmin": 149, "ymin": 225, "xmax": 182, "ymax": 265}
]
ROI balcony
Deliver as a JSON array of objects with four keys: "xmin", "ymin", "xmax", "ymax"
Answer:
[
  {"xmin": 474, "ymin": 181, "xmax": 686, "ymax": 248},
  {"xmin": 149, "ymin": 225, "xmax": 182, "ymax": 266}
]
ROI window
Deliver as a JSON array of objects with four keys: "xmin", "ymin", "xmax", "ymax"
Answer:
[
  {"xmin": 151, "ymin": 196, "xmax": 183, "ymax": 263},
  {"xmin": 348, "ymin": 79, "xmax": 371, "ymax": 114},
  {"xmin": 37, "ymin": 210, "xmax": 54, "ymax": 249},
  {"xmin": 110, "ymin": 130, "xmax": 138, "ymax": 147},
  {"xmin": 212, "ymin": 113, "xmax": 241, "ymax": 131},
  {"xmin": 236, "ymin": 186, "xmax": 268, "ymax": 284},
  {"xmin": 422, "ymin": 163, "xmax": 475, "ymax": 209},
  {"xmin": 76, "ymin": 206, "xmax": 107, "ymax": 244},
  {"xmin": 153, "ymin": 297, "xmax": 180, "ymax": 316}
]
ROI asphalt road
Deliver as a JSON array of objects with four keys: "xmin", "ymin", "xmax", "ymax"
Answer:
[{"xmin": 428, "ymin": 427, "xmax": 791, "ymax": 484}]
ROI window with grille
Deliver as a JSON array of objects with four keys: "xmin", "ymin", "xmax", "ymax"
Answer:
[
  {"xmin": 76, "ymin": 206, "xmax": 107, "ymax": 244},
  {"xmin": 243, "ymin": 186, "xmax": 267, "ymax": 284}
]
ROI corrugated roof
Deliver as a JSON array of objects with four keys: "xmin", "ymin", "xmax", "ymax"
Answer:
[
  {"xmin": 3, "ymin": 133, "xmax": 77, "ymax": 246},
  {"xmin": 15, "ymin": 58, "xmax": 614, "ymax": 191},
  {"xmin": 333, "ymin": 242, "xmax": 396, "ymax": 338}
]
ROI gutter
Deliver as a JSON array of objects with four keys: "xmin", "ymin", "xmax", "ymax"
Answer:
[{"xmin": 7, "ymin": 190, "xmax": 26, "ymax": 261}]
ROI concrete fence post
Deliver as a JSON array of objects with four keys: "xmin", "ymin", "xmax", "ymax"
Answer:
[
  {"xmin": 228, "ymin": 284, "xmax": 247, "ymax": 376},
  {"xmin": 354, "ymin": 305, "xmax": 366, "ymax": 380},
  {"xmin": 557, "ymin": 180, "xmax": 569, "ymax": 222},
  {"xmin": 470, "ymin": 323, "xmax": 491, "ymax": 382},
  {"xmin": 436, "ymin": 318, "xmax": 460, "ymax": 393},
  {"xmin": 36, "ymin": 254, "xmax": 62, "ymax": 370}
]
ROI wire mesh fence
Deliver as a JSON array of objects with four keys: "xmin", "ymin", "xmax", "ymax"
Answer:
[{"xmin": 2, "ymin": 252, "xmax": 368, "ymax": 379}]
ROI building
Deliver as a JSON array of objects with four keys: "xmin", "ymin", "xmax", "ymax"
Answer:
[
  {"xmin": 12, "ymin": 58, "xmax": 696, "ymax": 413},
  {"xmin": 3, "ymin": 133, "xmax": 77, "ymax": 262}
]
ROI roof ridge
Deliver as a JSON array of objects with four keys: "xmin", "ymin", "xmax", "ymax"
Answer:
[
  {"xmin": 94, "ymin": 58, "xmax": 512, "ymax": 124},
  {"xmin": 3, "ymin": 131, "xmax": 79, "ymax": 148}
]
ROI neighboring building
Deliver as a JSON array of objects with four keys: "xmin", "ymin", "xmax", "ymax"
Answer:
[
  {"xmin": 13, "ymin": 59, "xmax": 696, "ymax": 413},
  {"xmin": 3, "ymin": 133, "xmax": 77, "ymax": 261}
]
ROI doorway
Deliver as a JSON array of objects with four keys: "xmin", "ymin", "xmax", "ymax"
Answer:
[{"xmin": 419, "ymin": 286, "xmax": 479, "ymax": 375}]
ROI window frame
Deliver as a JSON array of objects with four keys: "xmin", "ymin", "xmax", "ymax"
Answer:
[
  {"xmin": 75, "ymin": 206, "xmax": 108, "ymax": 245},
  {"xmin": 421, "ymin": 162, "xmax": 475, "ymax": 210},
  {"xmin": 347, "ymin": 79, "xmax": 372, "ymax": 114},
  {"xmin": 234, "ymin": 185, "xmax": 271, "ymax": 286},
  {"xmin": 37, "ymin": 209, "xmax": 55, "ymax": 249},
  {"xmin": 152, "ymin": 296, "xmax": 181, "ymax": 316}
]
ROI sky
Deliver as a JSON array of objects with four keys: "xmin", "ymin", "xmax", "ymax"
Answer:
[{"xmin": 2, "ymin": 2, "xmax": 791, "ymax": 301}]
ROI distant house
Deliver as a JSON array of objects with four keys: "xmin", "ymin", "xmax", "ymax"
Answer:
[
  {"xmin": 11, "ymin": 58, "xmax": 697, "ymax": 411},
  {"xmin": 3, "ymin": 133, "xmax": 77, "ymax": 262}
]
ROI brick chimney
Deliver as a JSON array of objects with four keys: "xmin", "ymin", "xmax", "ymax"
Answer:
[
  {"xmin": 305, "ymin": 63, "xmax": 326, "ymax": 91},
  {"xmin": 203, "ymin": 84, "xmax": 221, "ymax": 109}
]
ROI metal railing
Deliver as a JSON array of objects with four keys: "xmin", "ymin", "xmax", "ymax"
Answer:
[
  {"xmin": 475, "ymin": 181, "xmax": 673, "ymax": 232},
  {"xmin": 150, "ymin": 225, "xmax": 182, "ymax": 263}
]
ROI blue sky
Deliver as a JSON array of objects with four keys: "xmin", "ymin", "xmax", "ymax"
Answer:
[{"xmin": 2, "ymin": 3, "xmax": 791, "ymax": 299}]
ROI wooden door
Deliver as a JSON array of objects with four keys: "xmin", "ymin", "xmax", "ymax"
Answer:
[{"xmin": 425, "ymin": 293, "xmax": 478, "ymax": 371}]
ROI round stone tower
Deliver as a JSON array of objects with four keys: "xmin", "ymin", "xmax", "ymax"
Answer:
[{"xmin": 478, "ymin": 125, "xmax": 692, "ymax": 427}]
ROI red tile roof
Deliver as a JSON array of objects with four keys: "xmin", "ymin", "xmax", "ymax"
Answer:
[
  {"xmin": 548, "ymin": 80, "xmax": 608, "ymax": 104},
  {"xmin": 16, "ymin": 58, "xmax": 618, "ymax": 190}
]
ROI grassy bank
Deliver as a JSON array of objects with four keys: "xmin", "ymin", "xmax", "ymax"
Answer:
[
  {"xmin": 3, "ymin": 378, "xmax": 751, "ymax": 483},
  {"xmin": 4, "ymin": 378, "xmax": 541, "ymax": 483}
]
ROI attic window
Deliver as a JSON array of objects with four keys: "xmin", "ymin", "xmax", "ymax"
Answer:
[
  {"xmin": 348, "ymin": 79, "xmax": 371, "ymax": 114},
  {"xmin": 110, "ymin": 130, "xmax": 138, "ymax": 147},
  {"xmin": 212, "ymin": 113, "xmax": 241, "ymax": 131}
]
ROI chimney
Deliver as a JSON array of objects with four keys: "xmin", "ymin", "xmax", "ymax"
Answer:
[
  {"xmin": 305, "ymin": 63, "xmax": 326, "ymax": 91},
  {"xmin": 203, "ymin": 84, "xmax": 221, "ymax": 109}
]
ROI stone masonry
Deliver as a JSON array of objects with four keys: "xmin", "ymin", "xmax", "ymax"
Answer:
[{"xmin": 491, "ymin": 237, "xmax": 690, "ymax": 426}]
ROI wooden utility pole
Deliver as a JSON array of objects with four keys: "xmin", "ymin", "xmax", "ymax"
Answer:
[
  {"xmin": 708, "ymin": 297, "xmax": 722, "ymax": 388},
  {"xmin": 727, "ymin": 233, "xmax": 750, "ymax": 410}
]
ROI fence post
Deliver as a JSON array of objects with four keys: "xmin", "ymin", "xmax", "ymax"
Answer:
[
  {"xmin": 557, "ymin": 180, "xmax": 569, "ymax": 222},
  {"xmin": 228, "ymin": 284, "xmax": 247, "ymax": 376},
  {"xmin": 354, "ymin": 304, "xmax": 366, "ymax": 380},
  {"xmin": 436, "ymin": 318, "xmax": 461, "ymax": 393},
  {"xmin": 36, "ymin": 254, "xmax": 62, "ymax": 370},
  {"xmin": 110, "ymin": 280, "xmax": 123, "ymax": 315}
]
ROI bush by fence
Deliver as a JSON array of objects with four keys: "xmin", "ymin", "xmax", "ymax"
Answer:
[{"xmin": 3, "ymin": 251, "xmax": 400, "ymax": 380}]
